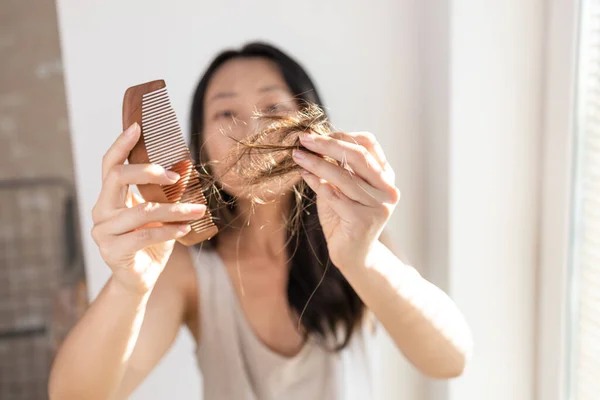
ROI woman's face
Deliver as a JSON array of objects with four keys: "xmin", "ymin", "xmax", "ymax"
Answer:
[{"xmin": 202, "ymin": 57, "xmax": 300, "ymax": 199}]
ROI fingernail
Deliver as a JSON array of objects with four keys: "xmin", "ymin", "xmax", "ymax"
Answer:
[
  {"xmin": 165, "ymin": 170, "xmax": 180, "ymax": 182},
  {"xmin": 177, "ymin": 224, "xmax": 191, "ymax": 235},
  {"xmin": 300, "ymin": 133, "xmax": 315, "ymax": 143},
  {"xmin": 293, "ymin": 150, "xmax": 306, "ymax": 160},
  {"xmin": 125, "ymin": 122, "xmax": 139, "ymax": 137},
  {"xmin": 300, "ymin": 169, "xmax": 310, "ymax": 175}
]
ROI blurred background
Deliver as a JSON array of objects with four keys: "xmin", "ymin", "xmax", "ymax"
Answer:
[{"xmin": 0, "ymin": 0, "xmax": 597, "ymax": 399}]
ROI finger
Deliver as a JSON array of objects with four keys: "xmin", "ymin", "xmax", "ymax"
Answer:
[
  {"xmin": 299, "ymin": 133, "xmax": 388, "ymax": 191},
  {"xmin": 300, "ymin": 171, "xmax": 357, "ymax": 218},
  {"xmin": 329, "ymin": 131, "xmax": 387, "ymax": 168},
  {"xmin": 116, "ymin": 224, "xmax": 192, "ymax": 253},
  {"xmin": 99, "ymin": 202, "xmax": 206, "ymax": 235},
  {"xmin": 96, "ymin": 164, "xmax": 181, "ymax": 217},
  {"xmin": 331, "ymin": 131, "xmax": 396, "ymax": 185},
  {"xmin": 126, "ymin": 190, "xmax": 145, "ymax": 208},
  {"xmin": 293, "ymin": 150, "xmax": 386, "ymax": 206},
  {"xmin": 102, "ymin": 123, "xmax": 141, "ymax": 181}
]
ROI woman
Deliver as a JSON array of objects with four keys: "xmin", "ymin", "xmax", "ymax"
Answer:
[{"xmin": 49, "ymin": 43, "xmax": 472, "ymax": 400}]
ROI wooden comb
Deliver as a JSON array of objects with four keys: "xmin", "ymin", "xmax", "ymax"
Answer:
[{"xmin": 122, "ymin": 80, "xmax": 218, "ymax": 246}]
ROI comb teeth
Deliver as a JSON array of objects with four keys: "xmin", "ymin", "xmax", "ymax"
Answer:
[
  {"xmin": 142, "ymin": 88, "xmax": 191, "ymax": 168},
  {"xmin": 141, "ymin": 87, "xmax": 216, "ymax": 234}
]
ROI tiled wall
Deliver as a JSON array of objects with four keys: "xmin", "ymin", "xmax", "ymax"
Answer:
[{"xmin": 0, "ymin": 0, "xmax": 87, "ymax": 399}]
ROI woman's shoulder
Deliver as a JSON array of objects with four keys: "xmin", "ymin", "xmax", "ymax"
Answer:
[
  {"xmin": 168, "ymin": 242, "xmax": 199, "ymax": 283},
  {"xmin": 170, "ymin": 242, "xmax": 217, "ymax": 280},
  {"xmin": 156, "ymin": 243, "xmax": 198, "ymax": 314},
  {"xmin": 166, "ymin": 243, "xmax": 202, "ymax": 338}
]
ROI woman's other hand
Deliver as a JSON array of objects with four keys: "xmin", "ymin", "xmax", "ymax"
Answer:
[{"xmin": 292, "ymin": 131, "xmax": 400, "ymax": 270}]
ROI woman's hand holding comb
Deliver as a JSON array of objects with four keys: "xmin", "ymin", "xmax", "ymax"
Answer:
[{"xmin": 90, "ymin": 123, "xmax": 207, "ymax": 294}]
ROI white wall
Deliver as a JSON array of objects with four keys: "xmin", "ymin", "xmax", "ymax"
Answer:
[
  {"xmin": 55, "ymin": 1, "xmax": 425, "ymax": 399},
  {"xmin": 449, "ymin": 1, "xmax": 543, "ymax": 399},
  {"xmin": 536, "ymin": 0, "xmax": 578, "ymax": 398},
  {"xmin": 422, "ymin": 1, "xmax": 545, "ymax": 399}
]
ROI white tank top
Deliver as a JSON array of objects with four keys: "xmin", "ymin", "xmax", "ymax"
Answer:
[{"xmin": 190, "ymin": 246, "xmax": 375, "ymax": 400}]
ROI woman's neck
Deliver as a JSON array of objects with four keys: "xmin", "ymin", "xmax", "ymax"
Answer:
[{"xmin": 218, "ymin": 194, "xmax": 293, "ymax": 259}]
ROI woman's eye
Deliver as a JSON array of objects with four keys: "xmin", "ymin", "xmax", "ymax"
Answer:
[
  {"xmin": 215, "ymin": 110, "xmax": 235, "ymax": 120},
  {"xmin": 263, "ymin": 103, "xmax": 295, "ymax": 114},
  {"xmin": 264, "ymin": 104, "xmax": 280, "ymax": 113}
]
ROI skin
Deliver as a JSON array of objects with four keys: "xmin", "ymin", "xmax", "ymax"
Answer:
[{"xmin": 48, "ymin": 58, "xmax": 473, "ymax": 400}]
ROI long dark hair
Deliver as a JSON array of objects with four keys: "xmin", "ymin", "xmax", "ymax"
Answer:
[{"xmin": 190, "ymin": 42, "xmax": 364, "ymax": 350}]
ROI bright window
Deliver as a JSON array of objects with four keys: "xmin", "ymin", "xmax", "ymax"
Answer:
[{"xmin": 568, "ymin": 0, "xmax": 600, "ymax": 398}]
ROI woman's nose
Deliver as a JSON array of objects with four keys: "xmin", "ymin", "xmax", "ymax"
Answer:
[
  {"xmin": 227, "ymin": 109, "xmax": 260, "ymax": 139},
  {"xmin": 234, "ymin": 111, "xmax": 259, "ymax": 138}
]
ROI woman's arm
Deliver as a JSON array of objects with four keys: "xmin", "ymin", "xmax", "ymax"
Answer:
[
  {"xmin": 49, "ymin": 124, "xmax": 203, "ymax": 399},
  {"xmin": 341, "ymin": 241, "xmax": 472, "ymax": 378},
  {"xmin": 292, "ymin": 130, "xmax": 472, "ymax": 379},
  {"xmin": 48, "ymin": 244, "xmax": 193, "ymax": 400},
  {"xmin": 372, "ymin": 231, "xmax": 471, "ymax": 377}
]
